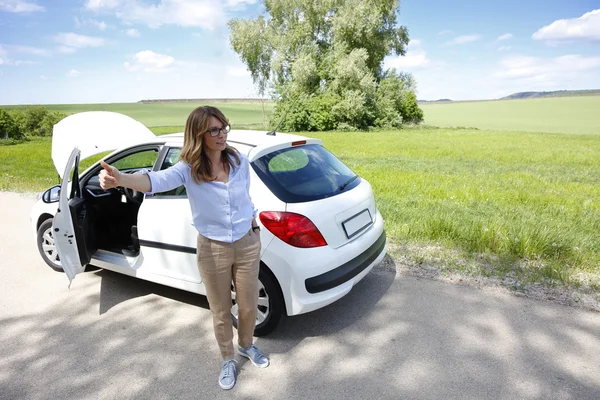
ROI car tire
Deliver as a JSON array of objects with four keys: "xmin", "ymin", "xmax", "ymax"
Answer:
[
  {"xmin": 37, "ymin": 218, "xmax": 63, "ymax": 272},
  {"xmin": 232, "ymin": 265, "xmax": 285, "ymax": 337}
]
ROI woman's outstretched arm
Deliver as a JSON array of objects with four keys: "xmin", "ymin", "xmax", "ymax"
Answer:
[{"xmin": 99, "ymin": 160, "xmax": 151, "ymax": 193}]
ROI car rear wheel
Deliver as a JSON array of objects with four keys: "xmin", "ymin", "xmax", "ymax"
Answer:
[
  {"xmin": 37, "ymin": 218, "xmax": 63, "ymax": 272},
  {"xmin": 231, "ymin": 266, "xmax": 284, "ymax": 337}
]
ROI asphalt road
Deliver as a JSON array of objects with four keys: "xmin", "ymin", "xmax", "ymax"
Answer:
[{"xmin": 1, "ymin": 192, "xmax": 599, "ymax": 400}]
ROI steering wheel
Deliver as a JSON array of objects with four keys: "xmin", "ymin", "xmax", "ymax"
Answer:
[
  {"xmin": 123, "ymin": 186, "xmax": 143, "ymax": 204},
  {"xmin": 119, "ymin": 170, "xmax": 144, "ymax": 204}
]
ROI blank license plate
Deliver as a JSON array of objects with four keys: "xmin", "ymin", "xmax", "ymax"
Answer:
[{"xmin": 343, "ymin": 209, "xmax": 373, "ymax": 239}]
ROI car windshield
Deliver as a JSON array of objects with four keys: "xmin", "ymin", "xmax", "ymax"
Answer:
[{"xmin": 251, "ymin": 144, "xmax": 360, "ymax": 203}]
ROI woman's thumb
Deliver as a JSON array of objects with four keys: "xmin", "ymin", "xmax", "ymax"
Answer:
[{"xmin": 100, "ymin": 160, "xmax": 116, "ymax": 176}]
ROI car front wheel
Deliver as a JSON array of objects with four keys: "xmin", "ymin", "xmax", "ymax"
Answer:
[
  {"xmin": 37, "ymin": 218, "xmax": 63, "ymax": 272},
  {"xmin": 231, "ymin": 266, "xmax": 284, "ymax": 337}
]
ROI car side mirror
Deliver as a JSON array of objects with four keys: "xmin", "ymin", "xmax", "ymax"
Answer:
[{"xmin": 42, "ymin": 185, "xmax": 61, "ymax": 203}]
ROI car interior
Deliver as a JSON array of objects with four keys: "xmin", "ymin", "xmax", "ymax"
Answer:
[{"xmin": 76, "ymin": 147, "xmax": 160, "ymax": 259}]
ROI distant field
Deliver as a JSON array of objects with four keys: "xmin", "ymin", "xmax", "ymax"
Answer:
[
  {"xmin": 4, "ymin": 101, "xmax": 275, "ymax": 129},
  {"xmin": 5, "ymin": 95, "xmax": 598, "ymax": 135},
  {"xmin": 420, "ymin": 95, "xmax": 600, "ymax": 134}
]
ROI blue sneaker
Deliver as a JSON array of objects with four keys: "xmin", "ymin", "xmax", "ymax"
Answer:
[
  {"xmin": 218, "ymin": 359, "xmax": 237, "ymax": 390},
  {"xmin": 238, "ymin": 344, "xmax": 269, "ymax": 368}
]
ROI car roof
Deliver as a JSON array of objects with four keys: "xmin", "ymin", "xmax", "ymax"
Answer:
[
  {"xmin": 157, "ymin": 130, "xmax": 323, "ymax": 160},
  {"xmin": 52, "ymin": 111, "xmax": 323, "ymax": 175},
  {"xmin": 158, "ymin": 130, "xmax": 312, "ymax": 147}
]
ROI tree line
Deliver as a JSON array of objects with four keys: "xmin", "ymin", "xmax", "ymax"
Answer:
[{"xmin": 0, "ymin": 106, "xmax": 67, "ymax": 143}]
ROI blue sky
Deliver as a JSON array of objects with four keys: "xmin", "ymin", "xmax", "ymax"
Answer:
[{"xmin": 1, "ymin": 0, "xmax": 599, "ymax": 105}]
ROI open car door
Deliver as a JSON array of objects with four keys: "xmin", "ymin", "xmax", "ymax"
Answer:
[{"xmin": 53, "ymin": 147, "xmax": 96, "ymax": 284}]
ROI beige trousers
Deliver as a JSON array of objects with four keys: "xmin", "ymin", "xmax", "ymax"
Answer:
[{"xmin": 197, "ymin": 229, "xmax": 261, "ymax": 360}]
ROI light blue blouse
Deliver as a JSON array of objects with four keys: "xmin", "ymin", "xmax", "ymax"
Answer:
[{"xmin": 146, "ymin": 153, "xmax": 256, "ymax": 243}]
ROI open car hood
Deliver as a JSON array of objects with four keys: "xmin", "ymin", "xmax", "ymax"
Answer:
[{"xmin": 52, "ymin": 111, "xmax": 156, "ymax": 178}]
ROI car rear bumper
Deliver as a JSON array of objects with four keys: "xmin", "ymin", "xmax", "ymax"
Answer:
[
  {"xmin": 261, "ymin": 209, "xmax": 387, "ymax": 316},
  {"xmin": 305, "ymin": 230, "xmax": 386, "ymax": 293},
  {"xmin": 291, "ymin": 237, "xmax": 386, "ymax": 315}
]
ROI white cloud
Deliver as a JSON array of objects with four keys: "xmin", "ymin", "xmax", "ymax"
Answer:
[
  {"xmin": 92, "ymin": 20, "xmax": 108, "ymax": 30},
  {"xmin": 86, "ymin": 0, "xmax": 226, "ymax": 29},
  {"xmin": 125, "ymin": 50, "xmax": 174, "ymax": 72},
  {"xmin": 0, "ymin": 44, "xmax": 37, "ymax": 65},
  {"xmin": 497, "ymin": 46, "xmax": 512, "ymax": 52},
  {"xmin": 66, "ymin": 69, "xmax": 81, "ymax": 77},
  {"xmin": 494, "ymin": 54, "xmax": 600, "ymax": 87},
  {"xmin": 0, "ymin": 0, "xmax": 44, "ymax": 13},
  {"xmin": 496, "ymin": 33, "xmax": 513, "ymax": 41},
  {"xmin": 75, "ymin": 16, "xmax": 108, "ymax": 31},
  {"xmin": 438, "ymin": 29, "xmax": 454, "ymax": 36},
  {"xmin": 125, "ymin": 28, "xmax": 140, "ymax": 37},
  {"xmin": 40, "ymin": 75, "xmax": 47, "ymax": 80},
  {"xmin": 446, "ymin": 34, "xmax": 482, "ymax": 45},
  {"xmin": 409, "ymin": 50, "xmax": 600, "ymax": 101},
  {"xmin": 384, "ymin": 39, "xmax": 430, "ymax": 70},
  {"xmin": 533, "ymin": 9, "xmax": 600, "ymax": 42},
  {"xmin": 54, "ymin": 32, "xmax": 106, "ymax": 53},
  {"xmin": 85, "ymin": 0, "xmax": 120, "ymax": 10},
  {"xmin": 0, "ymin": 46, "xmax": 15, "ymax": 65}
]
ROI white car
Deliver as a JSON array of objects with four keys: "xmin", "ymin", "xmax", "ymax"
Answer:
[{"xmin": 31, "ymin": 111, "xmax": 387, "ymax": 336}]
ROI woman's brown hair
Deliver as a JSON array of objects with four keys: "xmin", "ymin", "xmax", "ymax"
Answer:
[{"xmin": 180, "ymin": 106, "xmax": 240, "ymax": 184}]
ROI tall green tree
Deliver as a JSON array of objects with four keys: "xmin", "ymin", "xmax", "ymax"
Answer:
[
  {"xmin": 229, "ymin": 0, "xmax": 423, "ymax": 131},
  {"xmin": 0, "ymin": 109, "xmax": 22, "ymax": 140}
]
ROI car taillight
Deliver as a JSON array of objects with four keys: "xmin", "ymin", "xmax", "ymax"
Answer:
[{"xmin": 259, "ymin": 211, "xmax": 327, "ymax": 248}]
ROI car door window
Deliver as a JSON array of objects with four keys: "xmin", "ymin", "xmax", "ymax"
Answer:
[
  {"xmin": 112, "ymin": 149, "xmax": 159, "ymax": 172},
  {"xmin": 155, "ymin": 147, "xmax": 187, "ymax": 197},
  {"xmin": 85, "ymin": 148, "xmax": 159, "ymax": 192}
]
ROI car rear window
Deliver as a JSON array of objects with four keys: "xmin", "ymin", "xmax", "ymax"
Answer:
[{"xmin": 251, "ymin": 144, "xmax": 360, "ymax": 203}]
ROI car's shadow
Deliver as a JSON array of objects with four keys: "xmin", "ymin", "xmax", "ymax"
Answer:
[
  {"xmin": 91, "ymin": 254, "xmax": 396, "ymax": 352},
  {"xmin": 90, "ymin": 266, "xmax": 210, "ymax": 314}
]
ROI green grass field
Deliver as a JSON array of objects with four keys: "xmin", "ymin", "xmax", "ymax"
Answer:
[
  {"xmin": 5, "ymin": 101, "xmax": 275, "ymax": 129},
  {"xmin": 305, "ymin": 128, "xmax": 600, "ymax": 288},
  {"xmin": 420, "ymin": 95, "xmax": 600, "ymax": 134},
  {"xmin": 1, "ymin": 97, "xmax": 599, "ymax": 291}
]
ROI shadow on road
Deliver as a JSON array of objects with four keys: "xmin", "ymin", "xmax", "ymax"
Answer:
[
  {"xmin": 1, "ymin": 254, "xmax": 599, "ymax": 399},
  {"xmin": 91, "ymin": 254, "xmax": 396, "ymax": 344},
  {"xmin": 94, "ymin": 268, "xmax": 210, "ymax": 315}
]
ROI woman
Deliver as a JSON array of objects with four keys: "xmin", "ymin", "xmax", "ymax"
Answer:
[{"xmin": 99, "ymin": 106, "xmax": 269, "ymax": 390}]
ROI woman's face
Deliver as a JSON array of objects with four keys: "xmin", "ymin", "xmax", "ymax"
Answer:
[{"xmin": 202, "ymin": 116, "xmax": 228, "ymax": 153}]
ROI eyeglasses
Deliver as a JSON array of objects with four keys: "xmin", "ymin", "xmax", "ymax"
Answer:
[{"xmin": 205, "ymin": 125, "xmax": 231, "ymax": 137}]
